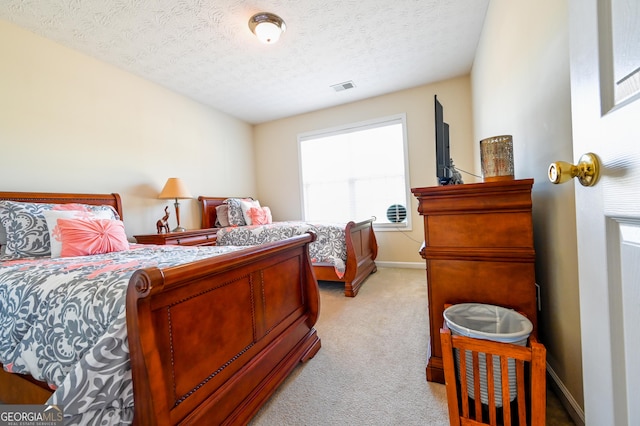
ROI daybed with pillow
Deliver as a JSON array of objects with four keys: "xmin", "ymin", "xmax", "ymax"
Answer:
[
  {"xmin": 198, "ymin": 196, "xmax": 378, "ymax": 297},
  {"xmin": 0, "ymin": 191, "xmax": 321, "ymax": 425}
]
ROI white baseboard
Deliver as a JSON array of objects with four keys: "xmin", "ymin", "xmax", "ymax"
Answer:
[
  {"xmin": 375, "ymin": 261, "xmax": 424, "ymax": 269},
  {"xmin": 547, "ymin": 363, "xmax": 585, "ymax": 426}
]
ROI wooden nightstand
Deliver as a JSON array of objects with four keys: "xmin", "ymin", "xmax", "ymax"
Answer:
[{"xmin": 134, "ymin": 228, "xmax": 219, "ymax": 247}]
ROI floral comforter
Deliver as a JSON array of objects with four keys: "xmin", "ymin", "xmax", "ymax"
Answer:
[
  {"xmin": 216, "ymin": 221, "xmax": 348, "ymax": 278},
  {"xmin": 0, "ymin": 244, "xmax": 245, "ymax": 425}
]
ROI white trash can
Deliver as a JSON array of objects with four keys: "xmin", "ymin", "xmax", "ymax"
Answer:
[{"xmin": 443, "ymin": 303, "xmax": 533, "ymax": 407}]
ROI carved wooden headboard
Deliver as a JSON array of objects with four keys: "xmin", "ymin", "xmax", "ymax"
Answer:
[
  {"xmin": 197, "ymin": 196, "xmax": 227, "ymax": 228},
  {"xmin": 0, "ymin": 191, "xmax": 123, "ymax": 219}
]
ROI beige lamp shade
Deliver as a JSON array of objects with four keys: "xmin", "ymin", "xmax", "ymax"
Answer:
[{"xmin": 158, "ymin": 178, "xmax": 192, "ymax": 200}]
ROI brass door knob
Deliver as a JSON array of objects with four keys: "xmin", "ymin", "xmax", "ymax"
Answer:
[{"xmin": 548, "ymin": 153, "xmax": 600, "ymax": 187}]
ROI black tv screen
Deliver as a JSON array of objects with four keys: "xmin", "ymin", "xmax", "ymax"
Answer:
[{"xmin": 434, "ymin": 95, "xmax": 451, "ymax": 185}]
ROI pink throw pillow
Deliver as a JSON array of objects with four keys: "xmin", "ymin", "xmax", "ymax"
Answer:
[
  {"xmin": 44, "ymin": 209, "xmax": 117, "ymax": 258},
  {"xmin": 247, "ymin": 206, "xmax": 272, "ymax": 225},
  {"xmin": 57, "ymin": 218, "xmax": 129, "ymax": 257},
  {"xmin": 239, "ymin": 199, "xmax": 262, "ymax": 225},
  {"xmin": 53, "ymin": 203, "xmax": 93, "ymax": 212}
]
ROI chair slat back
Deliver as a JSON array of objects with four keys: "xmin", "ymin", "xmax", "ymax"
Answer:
[{"xmin": 440, "ymin": 326, "xmax": 546, "ymax": 426}]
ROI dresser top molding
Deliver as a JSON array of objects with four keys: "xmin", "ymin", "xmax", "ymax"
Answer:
[{"xmin": 411, "ymin": 178, "xmax": 534, "ymax": 215}]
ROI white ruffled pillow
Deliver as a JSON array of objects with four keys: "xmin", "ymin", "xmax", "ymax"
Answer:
[
  {"xmin": 44, "ymin": 209, "xmax": 120, "ymax": 258},
  {"xmin": 239, "ymin": 199, "xmax": 261, "ymax": 225}
]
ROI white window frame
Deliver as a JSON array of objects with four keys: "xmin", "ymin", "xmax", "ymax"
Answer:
[{"xmin": 297, "ymin": 113, "xmax": 412, "ymax": 231}]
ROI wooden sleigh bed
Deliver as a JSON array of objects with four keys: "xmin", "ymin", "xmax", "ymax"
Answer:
[
  {"xmin": 0, "ymin": 191, "xmax": 321, "ymax": 425},
  {"xmin": 198, "ymin": 196, "xmax": 378, "ymax": 297}
]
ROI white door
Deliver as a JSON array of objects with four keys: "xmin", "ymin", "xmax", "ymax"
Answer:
[{"xmin": 569, "ymin": 0, "xmax": 640, "ymax": 425}]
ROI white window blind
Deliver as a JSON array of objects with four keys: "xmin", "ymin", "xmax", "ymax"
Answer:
[{"xmin": 298, "ymin": 114, "xmax": 411, "ymax": 230}]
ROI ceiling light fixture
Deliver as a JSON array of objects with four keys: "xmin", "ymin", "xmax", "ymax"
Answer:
[{"xmin": 248, "ymin": 12, "xmax": 286, "ymax": 44}]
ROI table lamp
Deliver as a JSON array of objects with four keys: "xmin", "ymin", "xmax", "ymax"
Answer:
[{"xmin": 158, "ymin": 177, "xmax": 192, "ymax": 232}]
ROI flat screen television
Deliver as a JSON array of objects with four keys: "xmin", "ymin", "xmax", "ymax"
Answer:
[{"xmin": 434, "ymin": 95, "xmax": 451, "ymax": 185}]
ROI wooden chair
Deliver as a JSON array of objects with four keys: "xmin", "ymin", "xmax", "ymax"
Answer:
[{"xmin": 440, "ymin": 325, "xmax": 546, "ymax": 426}]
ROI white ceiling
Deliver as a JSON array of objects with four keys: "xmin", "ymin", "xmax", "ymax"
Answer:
[{"xmin": 0, "ymin": 0, "xmax": 489, "ymax": 124}]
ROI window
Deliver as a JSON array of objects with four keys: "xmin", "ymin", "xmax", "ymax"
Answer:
[{"xmin": 298, "ymin": 114, "xmax": 411, "ymax": 230}]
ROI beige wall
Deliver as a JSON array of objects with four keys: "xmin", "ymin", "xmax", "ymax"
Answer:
[
  {"xmin": 0, "ymin": 19, "xmax": 256, "ymax": 238},
  {"xmin": 471, "ymin": 0, "xmax": 584, "ymax": 417},
  {"xmin": 253, "ymin": 76, "xmax": 477, "ymax": 264}
]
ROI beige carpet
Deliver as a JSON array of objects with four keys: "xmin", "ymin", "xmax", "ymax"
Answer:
[{"xmin": 249, "ymin": 267, "xmax": 450, "ymax": 426}]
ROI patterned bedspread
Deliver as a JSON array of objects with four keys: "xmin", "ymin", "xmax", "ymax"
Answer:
[
  {"xmin": 0, "ymin": 244, "xmax": 245, "ymax": 425},
  {"xmin": 215, "ymin": 221, "xmax": 348, "ymax": 278}
]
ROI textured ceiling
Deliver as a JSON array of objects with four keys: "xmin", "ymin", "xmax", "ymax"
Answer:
[{"xmin": 0, "ymin": 0, "xmax": 489, "ymax": 124}]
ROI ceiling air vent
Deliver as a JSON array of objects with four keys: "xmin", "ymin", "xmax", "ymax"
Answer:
[{"xmin": 331, "ymin": 81, "xmax": 356, "ymax": 92}]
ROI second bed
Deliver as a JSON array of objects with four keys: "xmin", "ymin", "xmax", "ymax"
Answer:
[{"xmin": 198, "ymin": 196, "xmax": 378, "ymax": 297}]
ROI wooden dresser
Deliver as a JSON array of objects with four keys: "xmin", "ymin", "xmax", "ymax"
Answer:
[
  {"xmin": 411, "ymin": 178, "xmax": 537, "ymax": 384},
  {"xmin": 134, "ymin": 228, "xmax": 218, "ymax": 247}
]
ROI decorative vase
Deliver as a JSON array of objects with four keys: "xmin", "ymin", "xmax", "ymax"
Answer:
[{"xmin": 480, "ymin": 135, "xmax": 514, "ymax": 181}]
